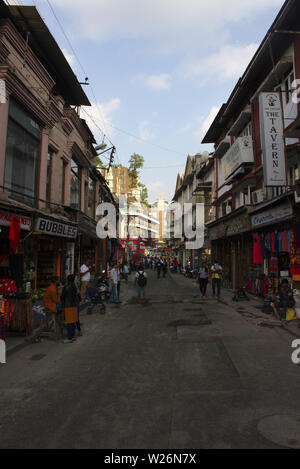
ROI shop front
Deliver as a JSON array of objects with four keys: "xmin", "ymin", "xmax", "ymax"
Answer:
[
  {"xmin": 33, "ymin": 215, "xmax": 78, "ymax": 289},
  {"xmin": 0, "ymin": 208, "xmax": 34, "ymax": 341},
  {"xmin": 77, "ymin": 213, "xmax": 102, "ymax": 277},
  {"xmin": 207, "ymin": 207, "xmax": 253, "ymax": 289},
  {"xmin": 249, "ymin": 197, "xmax": 295, "ymax": 295}
]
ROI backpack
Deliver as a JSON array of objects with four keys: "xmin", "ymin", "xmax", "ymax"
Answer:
[{"xmin": 137, "ymin": 272, "xmax": 147, "ymax": 287}]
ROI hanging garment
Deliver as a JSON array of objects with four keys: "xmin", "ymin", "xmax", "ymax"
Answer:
[
  {"xmin": 278, "ymin": 233, "xmax": 282, "ymax": 253},
  {"xmin": 264, "ymin": 233, "xmax": 272, "ymax": 252},
  {"xmin": 269, "ymin": 256, "xmax": 279, "ymax": 274},
  {"xmin": 9, "ymin": 217, "xmax": 21, "ymax": 254},
  {"xmin": 288, "ymin": 231, "xmax": 292, "ymax": 253},
  {"xmin": 253, "ymin": 235, "xmax": 263, "ymax": 265},
  {"xmin": 281, "ymin": 231, "xmax": 289, "ymax": 252},
  {"xmin": 271, "ymin": 232, "xmax": 276, "ymax": 253}
]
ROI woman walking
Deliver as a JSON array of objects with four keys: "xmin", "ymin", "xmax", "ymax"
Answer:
[
  {"xmin": 61, "ymin": 275, "xmax": 79, "ymax": 343},
  {"xmin": 198, "ymin": 262, "xmax": 209, "ymax": 298}
]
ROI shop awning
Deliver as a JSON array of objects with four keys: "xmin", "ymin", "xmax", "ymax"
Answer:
[{"xmin": 284, "ymin": 113, "xmax": 300, "ymax": 138}]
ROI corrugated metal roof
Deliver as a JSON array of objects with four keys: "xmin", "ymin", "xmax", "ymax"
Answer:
[{"xmin": 2, "ymin": 4, "xmax": 90, "ymax": 106}]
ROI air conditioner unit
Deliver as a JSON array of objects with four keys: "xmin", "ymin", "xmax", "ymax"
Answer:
[{"xmin": 252, "ymin": 189, "xmax": 264, "ymax": 205}]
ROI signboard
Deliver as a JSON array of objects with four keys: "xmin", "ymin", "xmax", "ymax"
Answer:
[
  {"xmin": 35, "ymin": 218, "xmax": 77, "ymax": 239},
  {"xmin": 251, "ymin": 203, "xmax": 293, "ymax": 228},
  {"xmin": 0, "ymin": 212, "xmax": 31, "ymax": 231},
  {"xmin": 259, "ymin": 92, "xmax": 286, "ymax": 186},
  {"xmin": 221, "ymin": 136, "xmax": 254, "ymax": 181}
]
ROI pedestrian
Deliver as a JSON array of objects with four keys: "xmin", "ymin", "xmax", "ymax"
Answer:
[
  {"xmin": 61, "ymin": 275, "xmax": 79, "ymax": 343},
  {"xmin": 109, "ymin": 263, "xmax": 119, "ymax": 304},
  {"xmin": 211, "ymin": 261, "xmax": 223, "ymax": 299},
  {"xmin": 123, "ymin": 262, "xmax": 129, "ymax": 283},
  {"xmin": 198, "ymin": 262, "xmax": 209, "ymax": 298},
  {"xmin": 44, "ymin": 276, "xmax": 63, "ymax": 340},
  {"xmin": 80, "ymin": 258, "xmax": 91, "ymax": 302},
  {"xmin": 117, "ymin": 263, "xmax": 121, "ymax": 301},
  {"xmin": 134, "ymin": 268, "xmax": 148, "ymax": 302},
  {"xmin": 163, "ymin": 260, "xmax": 168, "ymax": 278},
  {"xmin": 156, "ymin": 259, "xmax": 162, "ymax": 279}
]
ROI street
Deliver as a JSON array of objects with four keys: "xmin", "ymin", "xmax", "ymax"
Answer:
[{"xmin": 1, "ymin": 271, "xmax": 300, "ymax": 449}]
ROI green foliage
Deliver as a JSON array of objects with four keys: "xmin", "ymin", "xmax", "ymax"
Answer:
[{"xmin": 94, "ymin": 156, "xmax": 103, "ymax": 166}]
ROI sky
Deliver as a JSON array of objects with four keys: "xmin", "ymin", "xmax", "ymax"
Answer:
[{"xmin": 11, "ymin": 0, "xmax": 286, "ymax": 202}]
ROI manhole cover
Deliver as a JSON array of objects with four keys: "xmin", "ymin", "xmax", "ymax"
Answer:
[
  {"xmin": 168, "ymin": 319, "xmax": 212, "ymax": 327},
  {"xmin": 30, "ymin": 354, "xmax": 46, "ymax": 361},
  {"xmin": 258, "ymin": 415, "xmax": 300, "ymax": 448}
]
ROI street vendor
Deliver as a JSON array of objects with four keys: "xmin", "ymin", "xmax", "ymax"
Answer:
[{"xmin": 275, "ymin": 279, "xmax": 295, "ymax": 321}]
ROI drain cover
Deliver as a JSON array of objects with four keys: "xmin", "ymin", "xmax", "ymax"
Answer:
[
  {"xmin": 30, "ymin": 354, "xmax": 46, "ymax": 361},
  {"xmin": 258, "ymin": 415, "xmax": 300, "ymax": 448}
]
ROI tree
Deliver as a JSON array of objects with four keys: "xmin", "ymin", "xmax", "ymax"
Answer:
[
  {"xmin": 140, "ymin": 184, "xmax": 149, "ymax": 206},
  {"xmin": 129, "ymin": 153, "xmax": 144, "ymax": 188}
]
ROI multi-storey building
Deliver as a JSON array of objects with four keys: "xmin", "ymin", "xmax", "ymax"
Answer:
[
  {"xmin": 202, "ymin": 0, "xmax": 300, "ymax": 291},
  {"xmin": 0, "ymin": 3, "xmax": 118, "ymax": 291}
]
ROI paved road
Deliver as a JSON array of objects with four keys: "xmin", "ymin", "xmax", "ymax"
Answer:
[{"xmin": 1, "ymin": 271, "xmax": 300, "ymax": 449}]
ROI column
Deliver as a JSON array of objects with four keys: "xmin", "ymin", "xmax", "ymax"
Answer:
[
  {"xmin": 0, "ymin": 95, "xmax": 9, "ymax": 190},
  {"xmin": 38, "ymin": 127, "xmax": 49, "ymax": 209}
]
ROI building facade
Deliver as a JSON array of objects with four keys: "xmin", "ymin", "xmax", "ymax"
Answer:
[
  {"xmin": 201, "ymin": 0, "xmax": 300, "ymax": 292},
  {"xmin": 0, "ymin": 3, "xmax": 117, "ymax": 293}
]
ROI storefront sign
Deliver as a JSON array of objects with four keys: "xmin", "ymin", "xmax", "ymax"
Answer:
[
  {"xmin": 221, "ymin": 136, "xmax": 254, "ymax": 181},
  {"xmin": 0, "ymin": 212, "xmax": 31, "ymax": 231},
  {"xmin": 35, "ymin": 218, "xmax": 77, "ymax": 239},
  {"xmin": 251, "ymin": 204, "xmax": 293, "ymax": 228},
  {"xmin": 259, "ymin": 92, "xmax": 286, "ymax": 186}
]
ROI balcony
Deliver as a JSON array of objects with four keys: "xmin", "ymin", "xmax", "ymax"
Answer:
[
  {"xmin": 228, "ymin": 106, "xmax": 251, "ymax": 137},
  {"xmin": 221, "ymin": 136, "xmax": 254, "ymax": 185}
]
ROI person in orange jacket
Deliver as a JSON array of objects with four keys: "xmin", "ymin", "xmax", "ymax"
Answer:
[{"xmin": 44, "ymin": 277, "xmax": 62, "ymax": 314}]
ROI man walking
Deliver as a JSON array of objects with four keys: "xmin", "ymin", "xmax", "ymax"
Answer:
[
  {"xmin": 211, "ymin": 261, "xmax": 223, "ymax": 299},
  {"xmin": 134, "ymin": 268, "xmax": 148, "ymax": 303},
  {"xmin": 109, "ymin": 263, "xmax": 119, "ymax": 304},
  {"xmin": 80, "ymin": 258, "xmax": 91, "ymax": 302}
]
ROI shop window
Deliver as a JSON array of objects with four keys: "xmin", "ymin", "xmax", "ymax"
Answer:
[
  {"xmin": 70, "ymin": 159, "xmax": 81, "ymax": 210},
  {"xmin": 4, "ymin": 98, "xmax": 41, "ymax": 206}
]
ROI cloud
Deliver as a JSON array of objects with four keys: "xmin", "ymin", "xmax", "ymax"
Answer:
[
  {"xmin": 82, "ymin": 98, "xmax": 120, "ymax": 141},
  {"xmin": 62, "ymin": 48, "xmax": 75, "ymax": 68},
  {"xmin": 145, "ymin": 74, "xmax": 171, "ymax": 90},
  {"xmin": 51, "ymin": 0, "xmax": 284, "ymax": 52},
  {"xmin": 194, "ymin": 106, "xmax": 221, "ymax": 140},
  {"xmin": 130, "ymin": 120, "xmax": 154, "ymax": 143},
  {"xmin": 183, "ymin": 43, "xmax": 259, "ymax": 84}
]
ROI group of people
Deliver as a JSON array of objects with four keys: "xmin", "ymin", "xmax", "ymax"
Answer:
[
  {"xmin": 193, "ymin": 261, "xmax": 223, "ymax": 299},
  {"xmin": 44, "ymin": 274, "xmax": 83, "ymax": 344}
]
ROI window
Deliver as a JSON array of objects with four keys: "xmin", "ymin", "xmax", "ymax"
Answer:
[
  {"xmin": 70, "ymin": 159, "xmax": 81, "ymax": 210},
  {"xmin": 46, "ymin": 151, "xmax": 53, "ymax": 206},
  {"xmin": 4, "ymin": 99, "xmax": 41, "ymax": 206}
]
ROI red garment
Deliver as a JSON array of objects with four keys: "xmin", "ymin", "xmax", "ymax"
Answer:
[
  {"xmin": 9, "ymin": 216, "xmax": 21, "ymax": 253},
  {"xmin": 253, "ymin": 235, "xmax": 263, "ymax": 265}
]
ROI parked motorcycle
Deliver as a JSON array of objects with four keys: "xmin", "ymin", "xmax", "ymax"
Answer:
[{"xmin": 97, "ymin": 271, "xmax": 110, "ymax": 301}]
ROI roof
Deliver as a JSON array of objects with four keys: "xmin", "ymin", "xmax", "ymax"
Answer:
[
  {"xmin": 2, "ymin": 3, "xmax": 90, "ymax": 106},
  {"xmin": 202, "ymin": 0, "xmax": 300, "ymax": 144}
]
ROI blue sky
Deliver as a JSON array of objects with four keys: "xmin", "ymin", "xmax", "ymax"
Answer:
[{"xmin": 17, "ymin": 0, "xmax": 285, "ymax": 202}]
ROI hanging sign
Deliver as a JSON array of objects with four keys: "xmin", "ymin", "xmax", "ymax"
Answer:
[
  {"xmin": 259, "ymin": 92, "xmax": 286, "ymax": 186},
  {"xmin": 0, "ymin": 212, "xmax": 31, "ymax": 231},
  {"xmin": 35, "ymin": 217, "xmax": 77, "ymax": 239}
]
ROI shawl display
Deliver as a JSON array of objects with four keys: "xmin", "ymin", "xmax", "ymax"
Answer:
[{"xmin": 9, "ymin": 216, "xmax": 21, "ymax": 254}]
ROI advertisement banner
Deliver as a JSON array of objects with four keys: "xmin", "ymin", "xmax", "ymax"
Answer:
[
  {"xmin": 259, "ymin": 92, "xmax": 286, "ymax": 186},
  {"xmin": 0, "ymin": 212, "xmax": 31, "ymax": 231}
]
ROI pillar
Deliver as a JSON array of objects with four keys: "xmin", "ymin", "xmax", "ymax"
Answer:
[
  {"xmin": 0, "ymin": 95, "xmax": 9, "ymax": 190},
  {"xmin": 38, "ymin": 127, "xmax": 49, "ymax": 209}
]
